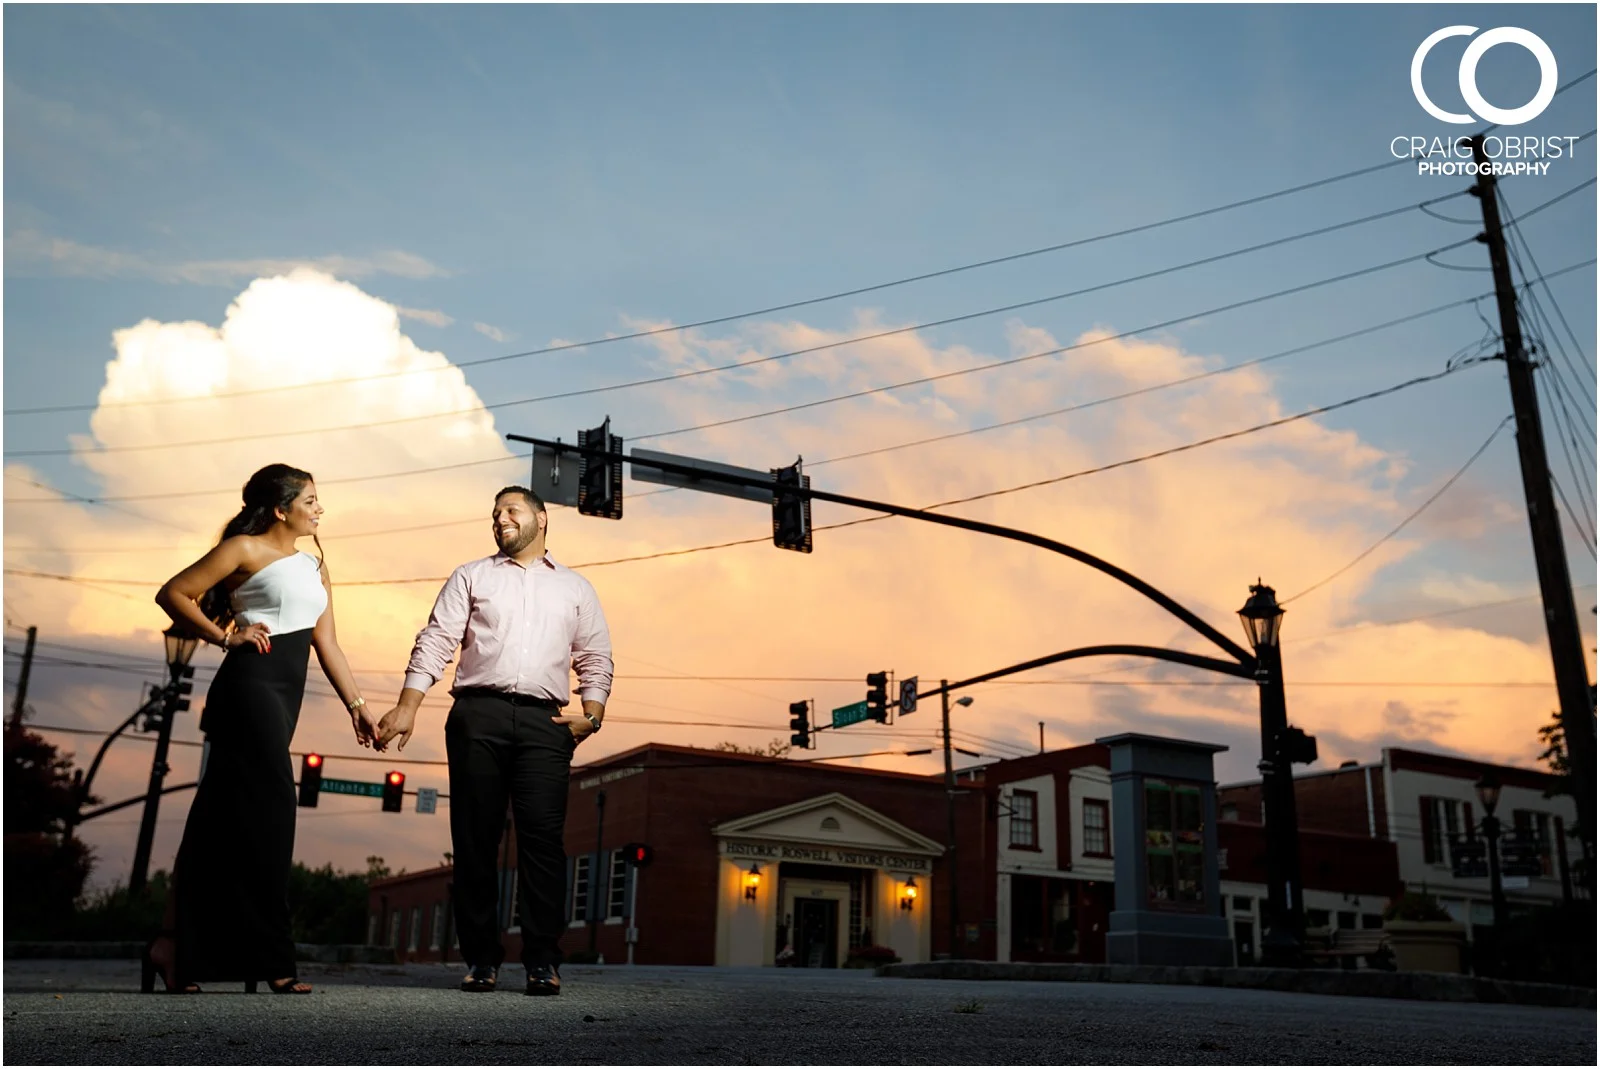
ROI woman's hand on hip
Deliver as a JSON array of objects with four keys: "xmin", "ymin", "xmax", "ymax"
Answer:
[{"xmin": 226, "ymin": 622, "xmax": 272, "ymax": 654}]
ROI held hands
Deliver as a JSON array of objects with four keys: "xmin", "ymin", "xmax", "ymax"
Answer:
[
  {"xmin": 348, "ymin": 702, "xmax": 381, "ymax": 749},
  {"xmin": 227, "ymin": 622, "xmax": 272, "ymax": 654},
  {"xmin": 375, "ymin": 705, "xmax": 418, "ymax": 753}
]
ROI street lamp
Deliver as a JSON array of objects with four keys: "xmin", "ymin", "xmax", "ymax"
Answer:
[
  {"xmin": 1238, "ymin": 582, "xmax": 1306, "ymax": 967},
  {"xmin": 1476, "ymin": 772, "xmax": 1509, "ymax": 975},
  {"xmin": 129, "ymin": 627, "xmax": 200, "ymax": 895}
]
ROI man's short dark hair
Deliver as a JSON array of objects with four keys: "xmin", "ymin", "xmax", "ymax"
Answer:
[{"xmin": 495, "ymin": 485, "xmax": 546, "ymax": 513}]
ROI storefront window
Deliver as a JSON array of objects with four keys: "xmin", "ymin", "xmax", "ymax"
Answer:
[{"xmin": 1144, "ymin": 779, "xmax": 1205, "ymax": 908}]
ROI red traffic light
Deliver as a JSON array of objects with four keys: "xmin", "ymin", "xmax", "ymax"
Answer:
[
  {"xmin": 387, "ymin": 771, "xmax": 404, "ymax": 785},
  {"xmin": 306, "ymin": 753, "xmax": 323, "ymax": 768},
  {"xmin": 622, "ymin": 842, "xmax": 653, "ymax": 867},
  {"xmin": 382, "ymin": 770, "xmax": 405, "ymax": 813}
]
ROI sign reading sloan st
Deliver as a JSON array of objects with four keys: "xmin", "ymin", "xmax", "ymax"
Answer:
[{"xmin": 721, "ymin": 839, "xmax": 931, "ymax": 873}]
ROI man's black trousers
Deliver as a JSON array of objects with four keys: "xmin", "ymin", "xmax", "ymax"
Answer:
[{"xmin": 445, "ymin": 690, "xmax": 575, "ymax": 970}]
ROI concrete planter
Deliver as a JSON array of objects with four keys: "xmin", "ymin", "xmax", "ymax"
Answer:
[{"xmin": 1383, "ymin": 920, "xmax": 1466, "ymax": 974}]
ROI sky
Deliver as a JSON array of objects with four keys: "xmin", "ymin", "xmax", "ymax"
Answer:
[{"xmin": 3, "ymin": 4, "xmax": 1596, "ymax": 886}]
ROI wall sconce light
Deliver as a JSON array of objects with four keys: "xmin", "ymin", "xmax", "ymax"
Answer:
[
  {"xmin": 899, "ymin": 876, "xmax": 918, "ymax": 911},
  {"xmin": 743, "ymin": 863, "xmax": 762, "ymax": 901}
]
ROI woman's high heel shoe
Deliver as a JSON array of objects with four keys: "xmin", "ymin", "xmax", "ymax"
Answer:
[{"xmin": 140, "ymin": 935, "xmax": 200, "ymax": 994}]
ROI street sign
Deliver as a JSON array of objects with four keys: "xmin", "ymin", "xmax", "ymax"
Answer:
[
  {"xmin": 320, "ymin": 777, "xmax": 385, "ymax": 798},
  {"xmin": 899, "ymin": 677, "xmax": 919, "ymax": 715},
  {"xmin": 415, "ymin": 787, "xmax": 438, "ymax": 815},
  {"xmin": 832, "ymin": 700, "xmax": 871, "ymax": 729},
  {"xmin": 528, "ymin": 440, "xmax": 581, "ymax": 508},
  {"xmin": 630, "ymin": 448, "xmax": 776, "ymax": 504},
  {"xmin": 1449, "ymin": 834, "xmax": 1488, "ymax": 879}
]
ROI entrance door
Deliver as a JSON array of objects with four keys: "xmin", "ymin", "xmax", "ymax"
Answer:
[
  {"xmin": 794, "ymin": 898, "xmax": 839, "ymax": 968},
  {"xmin": 1233, "ymin": 920, "xmax": 1256, "ymax": 966}
]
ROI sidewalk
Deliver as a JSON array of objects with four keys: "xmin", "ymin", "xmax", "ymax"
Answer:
[{"xmin": 878, "ymin": 960, "xmax": 1596, "ymax": 1008}]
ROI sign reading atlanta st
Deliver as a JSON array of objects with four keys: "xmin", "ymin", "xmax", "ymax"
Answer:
[{"xmin": 1391, "ymin": 25, "xmax": 1582, "ymax": 177}]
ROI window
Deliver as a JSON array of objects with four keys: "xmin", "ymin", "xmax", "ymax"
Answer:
[
  {"xmin": 367, "ymin": 913, "xmax": 380, "ymax": 946},
  {"xmin": 1512, "ymin": 810, "xmax": 1556, "ymax": 877},
  {"xmin": 1009, "ymin": 790, "xmax": 1039, "ymax": 849},
  {"xmin": 429, "ymin": 903, "xmax": 445, "ymax": 950},
  {"xmin": 1419, "ymin": 796, "xmax": 1468, "ymax": 865},
  {"xmin": 1083, "ymin": 799, "xmax": 1111, "ymax": 857},
  {"xmin": 1361, "ymin": 913, "xmax": 1383, "ymax": 930},
  {"xmin": 607, "ymin": 851, "xmax": 628, "ymax": 919},
  {"xmin": 1144, "ymin": 779, "xmax": 1204, "ymax": 907},
  {"xmin": 1231, "ymin": 896, "xmax": 1253, "ymax": 914},
  {"xmin": 1336, "ymin": 910, "xmax": 1357, "ymax": 931},
  {"xmin": 570, "ymin": 855, "xmax": 591, "ymax": 923},
  {"xmin": 408, "ymin": 906, "xmax": 422, "ymax": 951},
  {"xmin": 1306, "ymin": 908, "xmax": 1331, "ymax": 930},
  {"xmin": 387, "ymin": 910, "xmax": 401, "ymax": 948},
  {"xmin": 1220, "ymin": 802, "xmax": 1239, "ymax": 822}
]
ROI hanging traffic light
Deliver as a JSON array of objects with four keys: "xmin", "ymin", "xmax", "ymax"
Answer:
[
  {"xmin": 382, "ymin": 770, "xmax": 406, "ymax": 812},
  {"xmin": 789, "ymin": 700, "xmax": 812, "ymax": 749},
  {"xmin": 577, "ymin": 416, "xmax": 624, "ymax": 519},
  {"xmin": 621, "ymin": 842, "xmax": 654, "ymax": 867},
  {"xmin": 297, "ymin": 753, "xmax": 323, "ymax": 808},
  {"xmin": 1274, "ymin": 726, "xmax": 1319, "ymax": 766},
  {"xmin": 771, "ymin": 458, "xmax": 812, "ymax": 553},
  {"xmin": 865, "ymin": 672, "xmax": 889, "ymax": 721}
]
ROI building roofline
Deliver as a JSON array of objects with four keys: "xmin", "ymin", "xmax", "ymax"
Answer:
[{"xmin": 571, "ymin": 741, "xmax": 947, "ymax": 785}]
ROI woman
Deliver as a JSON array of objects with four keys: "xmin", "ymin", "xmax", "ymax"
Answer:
[{"xmin": 148, "ymin": 463, "xmax": 379, "ymax": 994}]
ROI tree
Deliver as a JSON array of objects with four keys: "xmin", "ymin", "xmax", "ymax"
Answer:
[
  {"xmin": 1537, "ymin": 707, "xmax": 1594, "ymax": 838},
  {"xmin": 4, "ymin": 729, "xmax": 95, "ymax": 938},
  {"xmin": 287, "ymin": 862, "xmax": 373, "ymax": 944},
  {"xmin": 713, "ymin": 738, "xmax": 792, "ymax": 758}
]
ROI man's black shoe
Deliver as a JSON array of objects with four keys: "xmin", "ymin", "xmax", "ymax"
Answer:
[
  {"xmin": 461, "ymin": 964, "xmax": 498, "ymax": 992},
  {"xmin": 524, "ymin": 963, "xmax": 561, "ymax": 996}
]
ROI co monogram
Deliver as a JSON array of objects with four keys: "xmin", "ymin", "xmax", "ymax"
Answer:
[{"xmin": 1411, "ymin": 26, "xmax": 1558, "ymax": 126}]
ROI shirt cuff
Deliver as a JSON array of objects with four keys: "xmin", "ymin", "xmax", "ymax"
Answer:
[
  {"xmin": 403, "ymin": 671, "xmax": 436, "ymax": 694},
  {"xmin": 579, "ymin": 686, "xmax": 609, "ymax": 707}
]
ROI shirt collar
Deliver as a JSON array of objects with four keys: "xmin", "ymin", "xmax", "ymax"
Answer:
[{"xmin": 496, "ymin": 550, "xmax": 556, "ymax": 570}]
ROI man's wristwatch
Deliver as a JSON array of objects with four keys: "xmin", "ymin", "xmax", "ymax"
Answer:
[{"xmin": 582, "ymin": 712, "xmax": 602, "ymax": 733}]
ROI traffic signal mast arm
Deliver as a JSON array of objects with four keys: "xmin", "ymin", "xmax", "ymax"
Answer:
[{"xmin": 508, "ymin": 433, "xmax": 1255, "ymax": 668}]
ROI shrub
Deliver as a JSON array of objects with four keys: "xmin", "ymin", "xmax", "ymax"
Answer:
[
  {"xmin": 844, "ymin": 944, "xmax": 901, "ymax": 968},
  {"xmin": 1383, "ymin": 891, "xmax": 1453, "ymax": 922}
]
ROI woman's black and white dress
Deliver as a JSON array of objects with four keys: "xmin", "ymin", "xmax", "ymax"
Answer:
[{"xmin": 173, "ymin": 551, "xmax": 326, "ymax": 984}]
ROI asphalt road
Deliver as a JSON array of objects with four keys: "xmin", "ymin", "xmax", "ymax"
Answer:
[{"xmin": 3, "ymin": 959, "xmax": 1594, "ymax": 1065}]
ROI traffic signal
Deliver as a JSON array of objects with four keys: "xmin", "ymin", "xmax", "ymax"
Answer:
[
  {"xmin": 298, "ymin": 753, "xmax": 323, "ymax": 808},
  {"xmin": 577, "ymin": 416, "xmax": 624, "ymax": 519},
  {"xmin": 382, "ymin": 770, "xmax": 406, "ymax": 812},
  {"xmin": 789, "ymin": 700, "xmax": 812, "ymax": 749},
  {"xmin": 771, "ymin": 458, "xmax": 812, "ymax": 553},
  {"xmin": 1274, "ymin": 726, "xmax": 1319, "ymax": 766},
  {"xmin": 171, "ymin": 663, "xmax": 195, "ymax": 712},
  {"xmin": 621, "ymin": 842, "xmax": 654, "ymax": 867},
  {"xmin": 865, "ymin": 672, "xmax": 889, "ymax": 721}
]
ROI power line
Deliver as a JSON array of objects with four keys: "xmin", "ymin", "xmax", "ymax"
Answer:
[
  {"xmin": 1281, "ymin": 415, "xmax": 1514, "ymax": 604},
  {"xmin": 4, "ymin": 200, "xmax": 1480, "ymax": 461},
  {"xmin": 1, "ymin": 157, "xmax": 1423, "ymax": 418},
  {"xmin": 0, "ymin": 360, "xmax": 1491, "ymax": 590}
]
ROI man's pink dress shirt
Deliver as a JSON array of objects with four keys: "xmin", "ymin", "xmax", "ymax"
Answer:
[{"xmin": 403, "ymin": 552, "xmax": 613, "ymax": 707}]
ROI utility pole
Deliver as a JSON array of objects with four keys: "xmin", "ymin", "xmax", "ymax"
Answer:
[
  {"xmin": 1471, "ymin": 135, "xmax": 1597, "ymax": 882},
  {"xmin": 8, "ymin": 626, "xmax": 37, "ymax": 734},
  {"xmin": 1038, "ymin": 721, "xmax": 1045, "ymax": 754},
  {"xmin": 941, "ymin": 681, "xmax": 960, "ymax": 960}
]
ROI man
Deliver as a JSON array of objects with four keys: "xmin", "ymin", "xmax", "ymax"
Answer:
[{"xmin": 376, "ymin": 486, "xmax": 612, "ymax": 996}]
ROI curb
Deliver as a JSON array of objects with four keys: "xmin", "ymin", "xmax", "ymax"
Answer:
[
  {"xmin": 4, "ymin": 942, "xmax": 398, "ymax": 965},
  {"xmin": 875, "ymin": 961, "xmax": 1596, "ymax": 1008}
]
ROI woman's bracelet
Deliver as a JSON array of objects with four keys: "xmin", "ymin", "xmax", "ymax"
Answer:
[
  {"xmin": 214, "ymin": 631, "xmax": 231, "ymax": 649},
  {"xmin": 346, "ymin": 696, "xmax": 367, "ymax": 713}
]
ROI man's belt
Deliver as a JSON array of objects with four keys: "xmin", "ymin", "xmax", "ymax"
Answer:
[{"xmin": 453, "ymin": 687, "xmax": 562, "ymax": 709}]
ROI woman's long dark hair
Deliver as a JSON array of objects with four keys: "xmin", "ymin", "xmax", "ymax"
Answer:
[{"xmin": 200, "ymin": 463, "xmax": 324, "ymax": 628}]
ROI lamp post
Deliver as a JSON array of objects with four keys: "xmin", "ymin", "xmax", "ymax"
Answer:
[
  {"xmin": 1239, "ymin": 582, "xmax": 1304, "ymax": 966},
  {"xmin": 1476, "ymin": 772, "xmax": 1508, "ymax": 976},
  {"xmin": 128, "ymin": 627, "xmax": 199, "ymax": 896},
  {"xmin": 939, "ymin": 685, "xmax": 974, "ymax": 959}
]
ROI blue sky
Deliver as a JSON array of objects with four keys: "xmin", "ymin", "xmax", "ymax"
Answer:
[{"xmin": 3, "ymin": 5, "xmax": 1596, "ymax": 878}]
